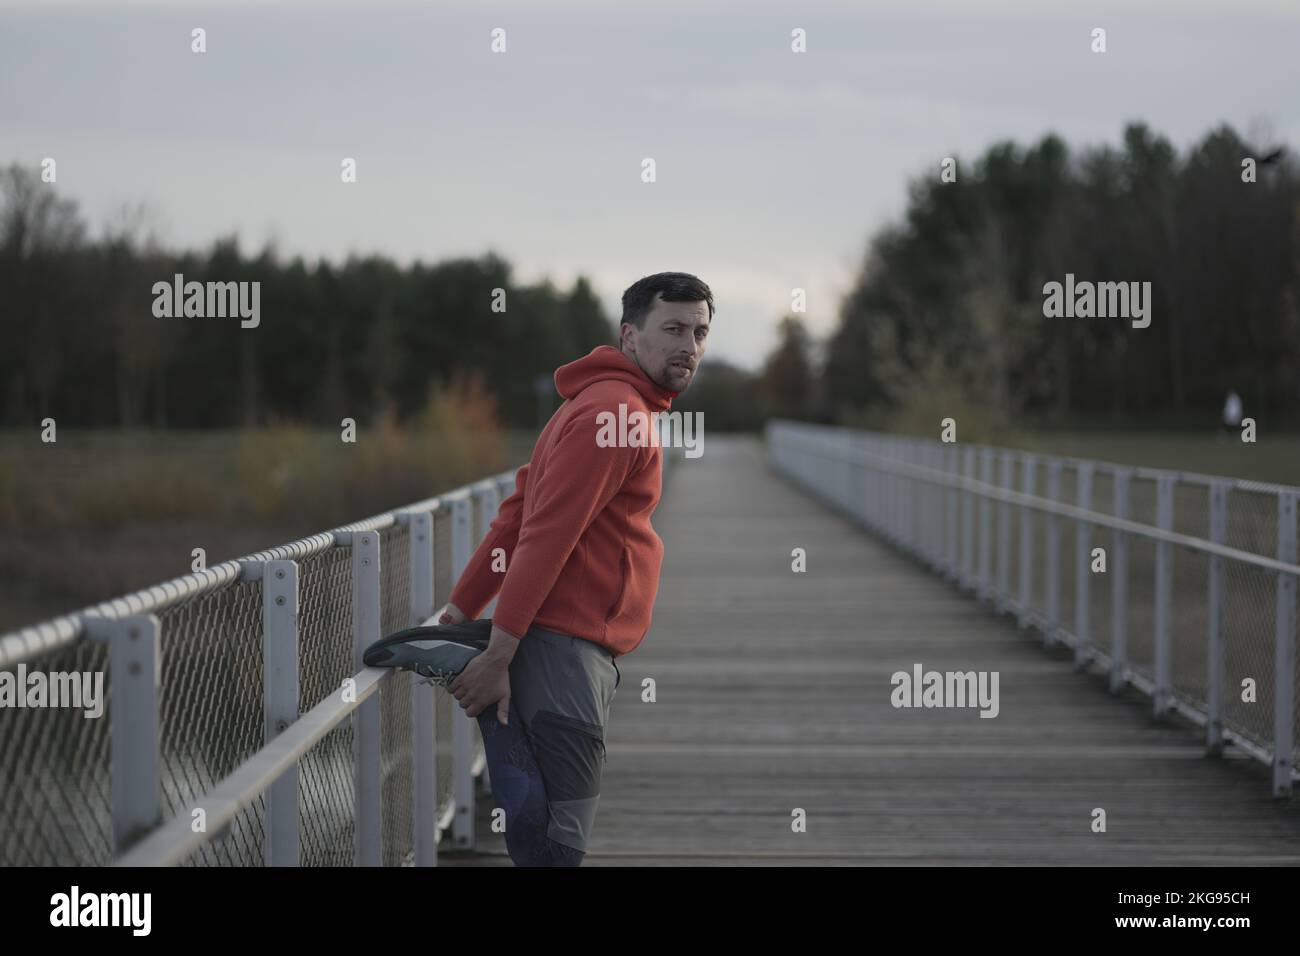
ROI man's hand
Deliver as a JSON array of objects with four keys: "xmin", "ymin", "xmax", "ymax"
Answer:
[
  {"xmin": 439, "ymin": 603, "xmax": 467, "ymax": 625},
  {"xmin": 448, "ymin": 625, "xmax": 520, "ymax": 724}
]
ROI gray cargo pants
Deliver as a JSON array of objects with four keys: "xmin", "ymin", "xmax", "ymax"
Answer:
[{"xmin": 474, "ymin": 625, "xmax": 620, "ymax": 866}]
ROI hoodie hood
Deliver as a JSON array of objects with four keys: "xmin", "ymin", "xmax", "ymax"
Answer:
[{"xmin": 554, "ymin": 345, "xmax": 677, "ymax": 411}]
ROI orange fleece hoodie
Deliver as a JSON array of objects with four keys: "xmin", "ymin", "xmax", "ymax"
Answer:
[{"xmin": 447, "ymin": 345, "xmax": 678, "ymax": 656}]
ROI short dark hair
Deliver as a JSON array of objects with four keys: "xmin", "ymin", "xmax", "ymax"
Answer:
[{"xmin": 620, "ymin": 272, "xmax": 714, "ymax": 330}]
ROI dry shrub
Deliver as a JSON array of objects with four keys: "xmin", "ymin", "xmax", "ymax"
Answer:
[
  {"xmin": 412, "ymin": 369, "xmax": 506, "ymax": 486},
  {"xmin": 235, "ymin": 421, "xmax": 335, "ymax": 522}
]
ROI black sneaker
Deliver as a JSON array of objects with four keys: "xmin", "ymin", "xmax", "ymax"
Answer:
[{"xmin": 363, "ymin": 618, "xmax": 494, "ymax": 686}]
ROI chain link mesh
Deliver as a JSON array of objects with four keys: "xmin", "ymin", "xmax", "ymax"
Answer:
[
  {"xmin": 0, "ymin": 638, "xmax": 111, "ymax": 865},
  {"xmin": 2, "ymin": 470, "xmax": 515, "ymax": 867},
  {"xmin": 157, "ymin": 579, "xmax": 266, "ymax": 867}
]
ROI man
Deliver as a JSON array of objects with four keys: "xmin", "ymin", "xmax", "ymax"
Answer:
[{"xmin": 366, "ymin": 271, "xmax": 712, "ymax": 865}]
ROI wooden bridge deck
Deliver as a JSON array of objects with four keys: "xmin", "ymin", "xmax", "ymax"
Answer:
[{"xmin": 448, "ymin": 434, "xmax": 1300, "ymax": 866}]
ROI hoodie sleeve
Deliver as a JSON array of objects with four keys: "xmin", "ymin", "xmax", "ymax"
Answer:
[
  {"xmin": 489, "ymin": 403, "xmax": 643, "ymax": 639},
  {"xmin": 446, "ymin": 461, "xmax": 530, "ymax": 620}
]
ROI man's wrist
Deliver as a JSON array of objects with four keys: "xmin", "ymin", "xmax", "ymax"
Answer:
[{"xmin": 483, "ymin": 625, "xmax": 521, "ymax": 664}]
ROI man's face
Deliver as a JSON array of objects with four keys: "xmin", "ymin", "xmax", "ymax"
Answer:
[{"xmin": 619, "ymin": 294, "xmax": 710, "ymax": 392}]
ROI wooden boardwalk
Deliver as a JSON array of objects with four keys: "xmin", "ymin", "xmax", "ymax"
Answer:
[{"xmin": 448, "ymin": 434, "xmax": 1300, "ymax": 866}]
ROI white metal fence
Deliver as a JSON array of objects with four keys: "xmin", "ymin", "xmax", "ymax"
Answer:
[
  {"xmin": 767, "ymin": 420, "xmax": 1299, "ymax": 797},
  {"xmin": 0, "ymin": 468, "xmax": 521, "ymax": 866},
  {"xmin": 1, "ymin": 416, "xmax": 679, "ymax": 867}
]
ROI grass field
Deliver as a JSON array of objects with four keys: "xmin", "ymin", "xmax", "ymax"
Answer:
[
  {"xmin": 1, "ymin": 424, "xmax": 1293, "ymax": 635},
  {"xmin": 1008, "ymin": 430, "xmax": 1300, "ymax": 488},
  {"xmin": 0, "ymin": 427, "xmax": 540, "ymax": 634}
]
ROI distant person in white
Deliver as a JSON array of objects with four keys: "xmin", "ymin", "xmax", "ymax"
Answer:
[{"xmin": 1221, "ymin": 389, "xmax": 1243, "ymax": 438}]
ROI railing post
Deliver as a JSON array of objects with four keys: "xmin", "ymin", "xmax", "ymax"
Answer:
[
  {"xmin": 1206, "ymin": 483, "xmax": 1228, "ymax": 755},
  {"xmin": 263, "ymin": 560, "xmax": 300, "ymax": 866},
  {"xmin": 1110, "ymin": 468, "xmax": 1132, "ymax": 694},
  {"xmin": 450, "ymin": 495, "xmax": 477, "ymax": 848},
  {"xmin": 1044, "ymin": 459, "xmax": 1062, "ymax": 648},
  {"xmin": 857, "ymin": 434, "xmax": 868, "ymax": 522},
  {"xmin": 864, "ymin": 433, "xmax": 876, "ymax": 532},
  {"xmin": 352, "ymin": 531, "xmax": 382, "ymax": 865},
  {"xmin": 498, "ymin": 472, "xmax": 516, "ymax": 503},
  {"xmin": 868, "ymin": 437, "xmax": 878, "ymax": 535},
  {"xmin": 1074, "ymin": 462, "xmax": 1094, "ymax": 669},
  {"xmin": 883, "ymin": 437, "xmax": 892, "ymax": 539},
  {"xmin": 407, "ymin": 510, "xmax": 438, "ymax": 866},
  {"xmin": 476, "ymin": 481, "xmax": 501, "ymax": 541},
  {"xmin": 86, "ymin": 614, "xmax": 161, "ymax": 858},
  {"xmin": 996, "ymin": 450, "xmax": 1012, "ymax": 615},
  {"xmin": 912, "ymin": 441, "xmax": 923, "ymax": 555},
  {"xmin": 909, "ymin": 440, "xmax": 920, "ymax": 553},
  {"xmin": 1018, "ymin": 455, "xmax": 1035, "ymax": 629},
  {"xmin": 946, "ymin": 445, "xmax": 959, "ymax": 583},
  {"xmin": 1274, "ymin": 491, "xmax": 1296, "ymax": 797},
  {"xmin": 895, "ymin": 439, "xmax": 905, "ymax": 544},
  {"xmin": 961, "ymin": 446, "xmax": 976, "ymax": 593},
  {"xmin": 1153, "ymin": 475, "xmax": 1175, "ymax": 719},
  {"xmin": 930, "ymin": 443, "xmax": 944, "ymax": 569},
  {"xmin": 978, "ymin": 448, "xmax": 993, "ymax": 604}
]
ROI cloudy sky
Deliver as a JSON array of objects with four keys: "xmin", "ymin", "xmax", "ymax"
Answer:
[{"xmin": 3, "ymin": 0, "xmax": 1298, "ymax": 370}]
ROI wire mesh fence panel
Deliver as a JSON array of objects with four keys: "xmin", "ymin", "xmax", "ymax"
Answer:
[
  {"xmin": 1170, "ymin": 545, "xmax": 1211, "ymax": 714},
  {"xmin": 0, "ymin": 466, "xmax": 523, "ymax": 867},
  {"xmin": 378, "ymin": 523, "xmax": 414, "ymax": 867},
  {"xmin": 1124, "ymin": 476, "xmax": 1160, "ymax": 684},
  {"xmin": 1223, "ymin": 560, "xmax": 1281, "ymax": 754},
  {"xmin": 1056, "ymin": 464, "xmax": 1079, "ymax": 645},
  {"xmin": 295, "ymin": 545, "xmax": 355, "ymax": 866},
  {"xmin": 297, "ymin": 722, "xmax": 355, "ymax": 866},
  {"xmin": 1126, "ymin": 536, "xmax": 1158, "ymax": 686},
  {"xmin": 156, "ymin": 579, "xmax": 266, "ymax": 867},
  {"xmin": 472, "ymin": 494, "xmax": 484, "ymax": 550},
  {"xmin": 0, "ymin": 638, "xmax": 111, "ymax": 866},
  {"xmin": 1089, "ymin": 467, "xmax": 1116, "ymax": 657},
  {"xmin": 434, "ymin": 509, "xmax": 453, "ymax": 607},
  {"xmin": 1032, "ymin": 488, "xmax": 1052, "ymax": 626},
  {"xmin": 1227, "ymin": 486, "xmax": 1278, "ymax": 559},
  {"xmin": 1169, "ymin": 481, "xmax": 1212, "ymax": 709},
  {"xmin": 1221, "ymin": 488, "xmax": 1287, "ymax": 759}
]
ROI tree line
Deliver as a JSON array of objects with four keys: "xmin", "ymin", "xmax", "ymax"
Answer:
[
  {"xmin": 762, "ymin": 122, "xmax": 1300, "ymax": 434},
  {"xmin": 6, "ymin": 120, "xmax": 1297, "ymax": 435},
  {"xmin": 0, "ymin": 166, "xmax": 612, "ymax": 429}
]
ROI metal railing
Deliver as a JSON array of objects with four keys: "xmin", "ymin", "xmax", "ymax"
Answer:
[
  {"xmin": 0, "ymin": 468, "xmax": 519, "ymax": 866},
  {"xmin": 767, "ymin": 420, "xmax": 1299, "ymax": 797}
]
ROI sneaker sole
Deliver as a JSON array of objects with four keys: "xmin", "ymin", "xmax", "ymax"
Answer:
[{"xmin": 363, "ymin": 618, "xmax": 494, "ymax": 674}]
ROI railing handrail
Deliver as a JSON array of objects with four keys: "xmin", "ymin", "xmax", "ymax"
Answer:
[
  {"xmin": 776, "ymin": 424, "xmax": 1300, "ymax": 578},
  {"xmin": 776, "ymin": 419, "xmax": 1300, "ymax": 496}
]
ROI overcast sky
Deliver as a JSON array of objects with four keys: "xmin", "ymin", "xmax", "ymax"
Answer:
[{"xmin": 3, "ymin": 0, "xmax": 1298, "ymax": 370}]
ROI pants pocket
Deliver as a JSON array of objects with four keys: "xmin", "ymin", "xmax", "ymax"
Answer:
[{"xmin": 527, "ymin": 710, "xmax": 605, "ymax": 801}]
